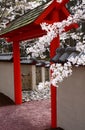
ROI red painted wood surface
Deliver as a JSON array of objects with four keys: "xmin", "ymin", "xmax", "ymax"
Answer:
[
  {"xmin": 34, "ymin": 1, "xmax": 55, "ymax": 24},
  {"xmin": 50, "ymin": 36, "xmax": 60, "ymax": 128},
  {"xmin": 11, "ymin": 27, "xmax": 46, "ymax": 42},
  {"xmin": 13, "ymin": 41, "xmax": 22, "ymax": 104},
  {"xmin": 2, "ymin": 24, "xmax": 46, "ymax": 42},
  {"xmin": 50, "ymin": 9, "xmax": 60, "ymax": 128}
]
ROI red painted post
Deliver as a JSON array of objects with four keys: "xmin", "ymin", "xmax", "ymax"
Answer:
[
  {"xmin": 50, "ymin": 36, "xmax": 60, "ymax": 128},
  {"xmin": 49, "ymin": 4, "xmax": 60, "ymax": 127},
  {"xmin": 13, "ymin": 40, "xmax": 22, "ymax": 105}
]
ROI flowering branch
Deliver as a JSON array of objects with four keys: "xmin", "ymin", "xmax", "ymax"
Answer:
[{"xmin": 50, "ymin": 62, "xmax": 72, "ymax": 87}]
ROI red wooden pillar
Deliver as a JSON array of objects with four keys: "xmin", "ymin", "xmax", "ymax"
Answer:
[
  {"xmin": 50, "ymin": 36, "xmax": 60, "ymax": 128},
  {"xmin": 50, "ymin": 6, "xmax": 60, "ymax": 128},
  {"xmin": 13, "ymin": 40, "xmax": 22, "ymax": 104}
]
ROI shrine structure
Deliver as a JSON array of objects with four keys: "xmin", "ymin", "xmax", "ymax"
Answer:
[{"xmin": 0, "ymin": 0, "xmax": 78, "ymax": 129}]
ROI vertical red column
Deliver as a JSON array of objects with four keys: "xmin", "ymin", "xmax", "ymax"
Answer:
[
  {"xmin": 49, "ymin": 6, "xmax": 60, "ymax": 128},
  {"xmin": 13, "ymin": 40, "xmax": 22, "ymax": 105},
  {"xmin": 50, "ymin": 36, "xmax": 60, "ymax": 128}
]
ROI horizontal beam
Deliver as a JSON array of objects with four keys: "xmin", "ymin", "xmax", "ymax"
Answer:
[
  {"xmin": 9, "ymin": 28, "xmax": 46, "ymax": 42},
  {"xmin": 1, "ymin": 23, "xmax": 47, "ymax": 42}
]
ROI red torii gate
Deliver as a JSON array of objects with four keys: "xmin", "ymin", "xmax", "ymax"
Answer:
[{"xmin": 0, "ymin": 0, "xmax": 78, "ymax": 129}]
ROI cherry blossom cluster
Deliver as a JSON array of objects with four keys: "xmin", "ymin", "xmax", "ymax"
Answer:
[
  {"xmin": 60, "ymin": 32, "xmax": 83, "ymax": 42},
  {"xmin": 41, "ymin": 2, "xmax": 85, "ymax": 87},
  {"xmin": 68, "ymin": 41, "xmax": 85, "ymax": 66},
  {"xmin": 50, "ymin": 62, "xmax": 72, "ymax": 87},
  {"xmin": 26, "ymin": 1, "xmax": 85, "ymax": 87},
  {"xmin": 37, "ymin": 81, "xmax": 50, "ymax": 91},
  {"xmin": 68, "ymin": 54, "xmax": 85, "ymax": 66},
  {"xmin": 41, "ymin": 10, "xmax": 83, "ymax": 37},
  {"xmin": 26, "ymin": 2, "xmax": 85, "ymax": 59},
  {"xmin": 50, "ymin": 30, "xmax": 85, "ymax": 87},
  {"xmin": 26, "ymin": 27, "xmax": 56, "ymax": 58}
]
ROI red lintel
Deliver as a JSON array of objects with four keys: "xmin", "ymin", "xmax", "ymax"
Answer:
[{"xmin": 6, "ymin": 27, "xmax": 46, "ymax": 42}]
